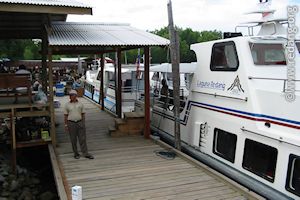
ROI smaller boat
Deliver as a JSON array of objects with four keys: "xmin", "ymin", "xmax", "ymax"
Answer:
[
  {"xmin": 84, "ymin": 60, "xmax": 144, "ymax": 115},
  {"xmin": 149, "ymin": 63, "xmax": 196, "ymax": 98}
]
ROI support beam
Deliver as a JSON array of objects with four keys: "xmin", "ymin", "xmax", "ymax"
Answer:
[
  {"xmin": 11, "ymin": 109, "xmax": 16, "ymax": 174},
  {"xmin": 114, "ymin": 54, "xmax": 117, "ymax": 115},
  {"xmin": 116, "ymin": 49, "xmax": 122, "ymax": 118},
  {"xmin": 144, "ymin": 47, "xmax": 150, "ymax": 139},
  {"xmin": 48, "ymin": 48, "xmax": 56, "ymax": 146},
  {"xmin": 100, "ymin": 54, "xmax": 105, "ymax": 110},
  {"xmin": 41, "ymin": 34, "xmax": 48, "ymax": 92}
]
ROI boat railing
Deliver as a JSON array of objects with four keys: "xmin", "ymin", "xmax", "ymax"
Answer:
[
  {"xmin": 153, "ymin": 94, "xmax": 186, "ymax": 112},
  {"xmin": 248, "ymin": 76, "xmax": 300, "ymax": 92},
  {"xmin": 235, "ymin": 25, "xmax": 255, "ymax": 36},
  {"xmin": 107, "ymin": 83, "xmax": 144, "ymax": 94}
]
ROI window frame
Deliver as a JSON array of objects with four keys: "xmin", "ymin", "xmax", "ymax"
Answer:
[
  {"xmin": 210, "ymin": 41, "xmax": 239, "ymax": 72},
  {"xmin": 242, "ymin": 139, "xmax": 278, "ymax": 183},
  {"xmin": 295, "ymin": 41, "xmax": 299, "ymax": 54},
  {"xmin": 249, "ymin": 42, "xmax": 287, "ymax": 66},
  {"xmin": 213, "ymin": 128, "xmax": 237, "ymax": 163},
  {"xmin": 286, "ymin": 154, "xmax": 300, "ymax": 197}
]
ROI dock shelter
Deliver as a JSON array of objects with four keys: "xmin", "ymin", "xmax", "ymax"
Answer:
[
  {"xmin": 47, "ymin": 21, "xmax": 170, "ymax": 138},
  {"xmin": 0, "ymin": 0, "xmax": 92, "ymax": 172},
  {"xmin": 0, "ymin": 0, "xmax": 169, "ymax": 173}
]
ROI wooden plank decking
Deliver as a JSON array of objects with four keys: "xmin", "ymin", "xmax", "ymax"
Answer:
[{"xmin": 52, "ymin": 96, "xmax": 262, "ymax": 200}]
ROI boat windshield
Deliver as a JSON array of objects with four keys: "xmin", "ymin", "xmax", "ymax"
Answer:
[{"xmin": 249, "ymin": 43, "xmax": 286, "ymax": 65}]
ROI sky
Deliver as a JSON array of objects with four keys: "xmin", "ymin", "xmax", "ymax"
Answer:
[{"xmin": 67, "ymin": 0, "xmax": 300, "ymax": 33}]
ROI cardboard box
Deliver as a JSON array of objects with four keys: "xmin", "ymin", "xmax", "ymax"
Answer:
[{"xmin": 72, "ymin": 185, "xmax": 82, "ymax": 200}]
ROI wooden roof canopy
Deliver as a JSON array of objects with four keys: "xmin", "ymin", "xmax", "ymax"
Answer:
[{"xmin": 0, "ymin": 0, "xmax": 92, "ymax": 39}]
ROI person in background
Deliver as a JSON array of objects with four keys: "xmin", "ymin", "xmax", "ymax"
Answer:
[
  {"xmin": 64, "ymin": 89, "xmax": 94, "ymax": 160},
  {"xmin": 72, "ymin": 76, "xmax": 83, "ymax": 89},
  {"xmin": 32, "ymin": 79, "xmax": 41, "ymax": 91},
  {"xmin": 160, "ymin": 79, "xmax": 169, "ymax": 105},
  {"xmin": 0, "ymin": 61, "xmax": 8, "ymax": 73},
  {"xmin": 32, "ymin": 66, "xmax": 40, "ymax": 81},
  {"xmin": 33, "ymin": 85, "xmax": 47, "ymax": 105},
  {"xmin": 16, "ymin": 64, "xmax": 32, "ymax": 80}
]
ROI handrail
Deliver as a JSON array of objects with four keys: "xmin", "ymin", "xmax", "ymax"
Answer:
[
  {"xmin": 192, "ymin": 90, "xmax": 248, "ymax": 101},
  {"xmin": 235, "ymin": 25, "xmax": 255, "ymax": 36},
  {"xmin": 248, "ymin": 76, "xmax": 300, "ymax": 81},
  {"xmin": 248, "ymin": 76, "xmax": 300, "ymax": 92},
  {"xmin": 263, "ymin": 21, "xmax": 277, "ymax": 35},
  {"xmin": 241, "ymin": 127, "xmax": 300, "ymax": 148}
]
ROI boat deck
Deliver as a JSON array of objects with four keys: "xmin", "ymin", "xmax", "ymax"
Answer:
[{"xmin": 51, "ymin": 96, "xmax": 263, "ymax": 200}]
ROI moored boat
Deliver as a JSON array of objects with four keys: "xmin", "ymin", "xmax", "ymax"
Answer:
[{"xmin": 135, "ymin": 1, "xmax": 300, "ymax": 199}]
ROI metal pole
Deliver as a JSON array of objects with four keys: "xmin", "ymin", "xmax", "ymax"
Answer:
[
  {"xmin": 144, "ymin": 47, "xmax": 150, "ymax": 139},
  {"xmin": 167, "ymin": 0, "xmax": 181, "ymax": 150}
]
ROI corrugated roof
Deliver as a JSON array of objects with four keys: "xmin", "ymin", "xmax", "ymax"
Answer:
[
  {"xmin": 48, "ymin": 22, "xmax": 170, "ymax": 47},
  {"xmin": 0, "ymin": 0, "xmax": 91, "ymax": 8}
]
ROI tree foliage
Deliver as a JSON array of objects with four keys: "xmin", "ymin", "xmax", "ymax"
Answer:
[
  {"xmin": 149, "ymin": 27, "xmax": 222, "ymax": 63},
  {"xmin": 0, "ymin": 39, "xmax": 41, "ymax": 60}
]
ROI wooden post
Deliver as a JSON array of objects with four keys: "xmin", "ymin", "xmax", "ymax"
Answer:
[
  {"xmin": 114, "ymin": 53, "xmax": 117, "ymax": 115},
  {"xmin": 144, "ymin": 47, "xmax": 150, "ymax": 139},
  {"xmin": 11, "ymin": 108, "xmax": 16, "ymax": 174},
  {"xmin": 77, "ymin": 55, "xmax": 82, "ymax": 75},
  {"xmin": 100, "ymin": 54, "xmax": 105, "ymax": 110},
  {"xmin": 116, "ymin": 49, "xmax": 122, "ymax": 118},
  {"xmin": 168, "ymin": 0, "xmax": 181, "ymax": 151},
  {"xmin": 41, "ymin": 33, "xmax": 48, "ymax": 92},
  {"xmin": 48, "ymin": 48, "xmax": 56, "ymax": 146}
]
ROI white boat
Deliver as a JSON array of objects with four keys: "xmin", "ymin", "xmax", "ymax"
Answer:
[
  {"xmin": 149, "ymin": 63, "xmax": 196, "ymax": 98},
  {"xmin": 135, "ymin": 1, "xmax": 300, "ymax": 199},
  {"xmin": 84, "ymin": 61, "xmax": 144, "ymax": 115}
]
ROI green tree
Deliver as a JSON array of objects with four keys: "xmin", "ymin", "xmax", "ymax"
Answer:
[
  {"xmin": 149, "ymin": 27, "xmax": 222, "ymax": 64},
  {"xmin": 0, "ymin": 39, "xmax": 41, "ymax": 60}
]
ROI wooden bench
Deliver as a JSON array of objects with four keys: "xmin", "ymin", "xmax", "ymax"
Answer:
[{"xmin": 0, "ymin": 73, "xmax": 32, "ymax": 103}]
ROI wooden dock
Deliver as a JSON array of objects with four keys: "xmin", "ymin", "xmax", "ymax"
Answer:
[{"xmin": 51, "ymin": 96, "xmax": 263, "ymax": 200}]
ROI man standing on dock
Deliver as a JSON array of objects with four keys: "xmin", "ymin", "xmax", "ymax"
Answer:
[{"xmin": 64, "ymin": 90, "xmax": 94, "ymax": 159}]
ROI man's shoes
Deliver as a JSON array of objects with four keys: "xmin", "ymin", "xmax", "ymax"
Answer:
[
  {"xmin": 85, "ymin": 154, "xmax": 94, "ymax": 159},
  {"xmin": 74, "ymin": 154, "xmax": 80, "ymax": 159}
]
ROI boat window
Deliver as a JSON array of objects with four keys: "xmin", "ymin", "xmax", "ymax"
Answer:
[
  {"xmin": 108, "ymin": 72, "xmax": 116, "ymax": 88},
  {"xmin": 249, "ymin": 43, "xmax": 286, "ymax": 65},
  {"xmin": 167, "ymin": 73, "xmax": 173, "ymax": 81},
  {"xmin": 210, "ymin": 41, "xmax": 239, "ymax": 71},
  {"xmin": 242, "ymin": 139, "xmax": 277, "ymax": 182},
  {"xmin": 213, "ymin": 129, "xmax": 237, "ymax": 163},
  {"xmin": 286, "ymin": 154, "xmax": 300, "ymax": 197},
  {"xmin": 96, "ymin": 71, "xmax": 102, "ymax": 81},
  {"xmin": 151, "ymin": 72, "xmax": 160, "ymax": 81}
]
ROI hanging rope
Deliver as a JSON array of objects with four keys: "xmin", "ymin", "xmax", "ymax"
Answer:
[{"xmin": 154, "ymin": 149, "xmax": 176, "ymax": 160}]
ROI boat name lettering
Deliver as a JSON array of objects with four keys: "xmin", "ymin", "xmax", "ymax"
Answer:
[{"xmin": 197, "ymin": 81, "xmax": 226, "ymax": 91}]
